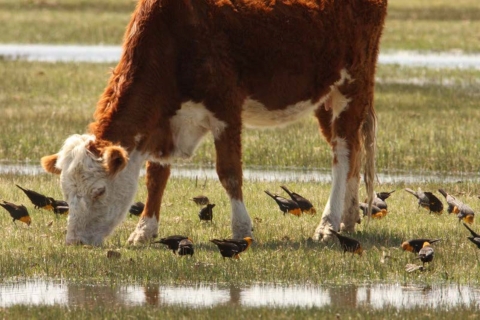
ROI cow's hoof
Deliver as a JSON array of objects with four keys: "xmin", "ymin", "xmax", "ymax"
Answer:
[
  {"xmin": 127, "ymin": 216, "xmax": 158, "ymax": 245},
  {"xmin": 312, "ymin": 226, "xmax": 335, "ymax": 243}
]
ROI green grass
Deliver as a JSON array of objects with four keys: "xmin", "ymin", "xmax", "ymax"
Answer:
[
  {"xmin": 1, "ymin": 304, "xmax": 479, "ymax": 320},
  {"xmin": 1, "ymin": 60, "xmax": 479, "ymax": 174},
  {"xmin": 0, "ymin": 0, "xmax": 480, "ymax": 52},
  {"xmin": 1, "ymin": 175, "xmax": 480, "ymax": 285}
]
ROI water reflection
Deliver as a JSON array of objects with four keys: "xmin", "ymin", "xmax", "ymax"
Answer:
[
  {"xmin": 0, "ymin": 281, "xmax": 479, "ymax": 309},
  {"xmin": 1, "ymin": 45, "xmax": 480, "ymax": 69},
  {"xmin": 0, "ymin": 164, "xmax": 479, "ymax": 184}
]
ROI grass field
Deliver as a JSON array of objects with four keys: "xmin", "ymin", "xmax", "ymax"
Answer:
[{"xmin": 1, "ymin": 0, "xmax": 480, "ymax": 318}]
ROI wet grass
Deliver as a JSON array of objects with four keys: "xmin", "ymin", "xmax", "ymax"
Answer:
[
  {"xmin": 1, "ymin": 304, "xmax": 479, "ymax": 320},
  {"xmin": 1, "ymin": 174, "xmax": 480, "ymax": 286},
  {"xmin": 1, "ymin": 60, "xmax": 480, "ymax": 174},
  {"xmin": 0, "ymin": 0, "xmax": 479, "ymax": 52}
]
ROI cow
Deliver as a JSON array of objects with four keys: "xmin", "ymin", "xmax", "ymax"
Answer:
[{"xmin": 41, "ymin": 0, "xmax": 388, "ymax": 246}]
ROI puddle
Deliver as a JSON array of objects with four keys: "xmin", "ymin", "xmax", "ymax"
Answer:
[
  {"xmin": 0, "ymin": 163, "xmax": 478, "ymax": 183},
  {"xmin": 0, "ymin": 281, "xmax": 478, "ymax": 309},
  {"xmin": 1, "ymin": 45, "xmax": 480, "ymax": 69}
]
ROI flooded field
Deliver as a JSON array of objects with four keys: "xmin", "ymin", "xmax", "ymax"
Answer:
[
  {"xmin": 1, "ymin": 44, "xmax": 480, "ymax": 69},
  {"xmin": 1, "ymin": 163, "xmax": 479, "ymax": 184},
  {"xmin": 1, "ymin": 281, "xmax": 479, "ymax": 309}
]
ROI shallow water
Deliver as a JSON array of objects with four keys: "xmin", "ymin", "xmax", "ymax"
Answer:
[
  {"xmin": 1, "ymin": 44, "xmax": 480, "ymax": 69},
  {"xmin": 0, "ymin": 163, "xmax": 478, "ymax": 184},
  {"xmin": 0, "ymin": 281, "xmax": 479, "ymax": 309}
]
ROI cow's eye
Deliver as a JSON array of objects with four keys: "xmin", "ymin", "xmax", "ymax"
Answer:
[{"xmin": 92, "ymin": 186, "xmax": 106, "ymax": 200}]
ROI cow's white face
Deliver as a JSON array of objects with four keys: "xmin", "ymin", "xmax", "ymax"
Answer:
[{"xmin": 41, "ymin": 134, "xmax": 145, "ymax": 246}]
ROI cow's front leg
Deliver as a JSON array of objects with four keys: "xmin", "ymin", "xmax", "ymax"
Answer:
[
  {"xmin": 313, "ymin": 137, "xmax": 350, "ymax": 241},
  {"xmin": 214, "ymin": 123, "xmax": 253, "ymax": 239},
  {"xmin": 127, "ymin": 161, "xmax": 170, "ymax": 245}
]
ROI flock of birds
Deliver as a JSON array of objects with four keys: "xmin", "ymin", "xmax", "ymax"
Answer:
[{"xmin": 1, "ymin": 183, "xmax": 479, "ymax": 265}]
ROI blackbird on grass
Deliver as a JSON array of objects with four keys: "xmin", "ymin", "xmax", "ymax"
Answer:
[
  {"xmin": 155, "ymin": 235, "xmax": 192, "ymax": 254},
  {"xmin": 280, "ymin": 185, "xmax": 316, "ymax": 215},
  {"xmin": 329, "ymin": 228, "xmax": 363, "ymax": 256},
  {"xmin": 405, "ymin": 188, "xmax": 443, "ymax": 214},
  {"xmin": 177, "ymin": 238, "xmax": 194, "ymax": 256},
  {"xmin": 0, "ymin": 200, "xmax": 31, "ymax": 226},
  {"xmin": 438, "ymin": 189, "xmax": 475, "ymax": 224},
  {"xmin": 16, "ymin": 184, "xmax": 54, "ymax": 210},
  {"xmin": 401, "ymin": 238, "xmax": 441, "ymax": 253},
  {"xmin": 129, "ymin": 201, "xmax": 145, "ymax": 217},
  {"xmin": 199, "ymin": 203, "xmax": 215, "ymax": 222},
  {"xmin": 462, "ymin": 223, "xmax": 480, "ymax": 249},
  {"xmin": 417, "ymin": 242, "xmax": 435, "ymax": 268},
  {"xmin": 264, "ymin": 190, "xmax": 301, "ymax": 217},
  {"xmin": 210, "ymin": 237, "xmax": 253, "ymax": 259}
]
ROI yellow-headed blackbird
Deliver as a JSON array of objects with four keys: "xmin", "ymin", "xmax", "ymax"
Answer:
[
  {"xmin": 405, "ymin": 188, "xmax": 443, "ymax": 214},
  {"xmin": 210, "ymin": 237, "xmax": 253, "ymax": 259},
  {"xmin": 154, "ymin": 235, "xmax": 192, "ymax": 254},
  {"xmin": 280, "ymin": 185, "xmax": 316, "ymax": 215},
  {"xmin": 417, "ymin": 242, "xmax": 434, "ymax": 267},
  {"xmin": 16, "ymin": 184, "xmax": 54, "ymax": 210},
  {"xmin": 177, "ymin": 238, "xmax": 194, "ymax": 256},
  {"xmin": 329, "ymin": 229, "xmax": 363, "ymax": 255},
  {"xmin": 462, "ymin": 223, "xmax": 480, "ymax": 249},
  {"xmin": 0, "ymin": 200, "xmax": 31, "ymax": 226},
  {"xmin": 376, "ymin": 190, "xmax": 396, "ymax": 201},
  {"xmin": 359, "ymin": 202, "xmax": 387, "ymax": 219},
  {"xmin": 129, "ymin": 201, "xmax": 144, "ymax": 217},
  {"xmin": 264, "ymin": 190, "xmax": 301, "ymax": 217},
  {"xmin": 191, "ymin": 195, "xmax": 209, "ymax": 206},
  {"xmin": 401, "ymin": 238, "xmax": 441, "ymax": 253},
  {"xmin": 199, "ymin": 203, "xmax": 215, "ymax": 221},
  {"xmin": 438, "ymin": 189, "xmax": 475, "ymax": 224},
  {"xmin": 52, "ymin": 199, "xmax": 69, "ymax": 215}
]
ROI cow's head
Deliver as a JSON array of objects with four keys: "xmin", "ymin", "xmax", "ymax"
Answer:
[{"xmin": 41, "ymin": 134, "xmax": 143, "ymax": 246}]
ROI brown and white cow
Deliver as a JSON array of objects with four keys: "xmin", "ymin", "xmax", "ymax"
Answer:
[{"xmin": 41, "ymin": 0, "xmax": 387, "ymax": 246}]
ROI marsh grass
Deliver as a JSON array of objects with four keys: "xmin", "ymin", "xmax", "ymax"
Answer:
[
  {"xmin": 1, "ymin": 174, "xmax": 480, "ymax": 286},
  {"xmin": 1, "ymin": 60, "xmax": 479, "ymax": 173},
  {"xmin": 1, "ymin": 0, "xmax": 480, "ymax": 52},
  {"xmin": 1, "ymin": 304, "xmax": 479, "ymax": 320}
]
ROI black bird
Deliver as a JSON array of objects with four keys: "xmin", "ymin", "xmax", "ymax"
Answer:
[
  {"xmin": 177, "ymin": 238, "xmax": 194, "ymax": 256},
  {"xmin": 438, "ymin": 189, "xmax": 475, "ymax": 224},
  {"xmin": 191, "ymin": 195, "xmax": 210, "ymax": 206},
  {"xmin": 264, "ymin": 190, "xmax": 301, "ymax": 217},
  {"xmin": 199, "ymin": 203, "xmax": 215, "ymax": 221},
  {"xmin": 280, "ymin": 185, "xmax": 316, "ymax": 214},
  {"xmin": 16, "ymin": 184, "xmax": 54, "ymax": 210},
  {"xmin": 210, "ymin": 237, "xmax": 253, "ymax": 259},
  {"xmin": 405, "ymin": 188, "xmax": 443, "ymax": 214},
  {"xmin": 417, "ymin": 242, "xmax": 435, "ymax": 267},
  {"xmin": 462, "ymin": 223, "xmax": 480, "ymax": 249},
  {"xmin": 0, "ymin": 200, "xmax": 31, "ymax": 226},
  {"xmin": 376, "ymin": 190, "xmax": 396, "ymax": 201},
  {"xmin": 154, "ymin": 235, "xmax": 192, "ymax": 254},
  {"xmin": 129, "ymin": 201, "xmax": 145, "ymax": 217},
  {"xmin": 401, "ymin": 238, "xmax": 441, "ymax": 253},
  {"xmin": 329, "ymin": 229, "xmax": 363, "ymax": 255},
  {"xmin": 359, "ymin": 202, "xmax": 386, "ymax": 219},
  {"xmin": 210, "ymin": 239, "xmax": 241, "ymax": 259},
  {"xmin": 52, "ymin": 199, "xmax": 69, "ymax": 215}
]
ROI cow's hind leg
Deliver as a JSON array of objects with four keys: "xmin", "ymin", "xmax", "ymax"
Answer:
[
  {"xmin": 127, "ymin": 161, "xmax": 170, "ymax": 244},
  {"xmin": 214, "ymin": 119, "xmax": 253, "ymax": 240},
  {"xmin": 313, "ymin": 74, "xmax": 371, "ymax": 241}
]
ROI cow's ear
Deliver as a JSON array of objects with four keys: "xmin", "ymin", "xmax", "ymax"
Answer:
[
  {"xmin": 103, "ymin": 146, "xmax": 128, "ymax": 176},
  {"xmin": 41, "ymin": 154, "xmax": 61, "ymax": 174}
]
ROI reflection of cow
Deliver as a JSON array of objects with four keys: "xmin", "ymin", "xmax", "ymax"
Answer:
[{"xmin": 41, "ymin": 0, "xmax": 387, "ymax": 245}]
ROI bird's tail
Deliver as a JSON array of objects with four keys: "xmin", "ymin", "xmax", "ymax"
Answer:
[
  {"xmin": 429, "ymin": 239, "xmax": 442, "ymax": 245},
  {"xmin": 264, "ymin": 190, "xmax": 276, "ymax": 200},
  {"xmin": 280, "ymin": 185, "xmax": 294, "ymax": 198},
  {"xmin": 463, "ymin": 222, "xmax": 479, "ymax": 237},
  {"xmin": 438, "ymin": 188, "xmax": 448, "ymax": 199},
  {"xmin": 404, "ymin": 188, "xmax": 419, "ymax": 199},
  {"xmin": 15, "ymin": 184, "xmax": 27, "ymax": 193}
]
